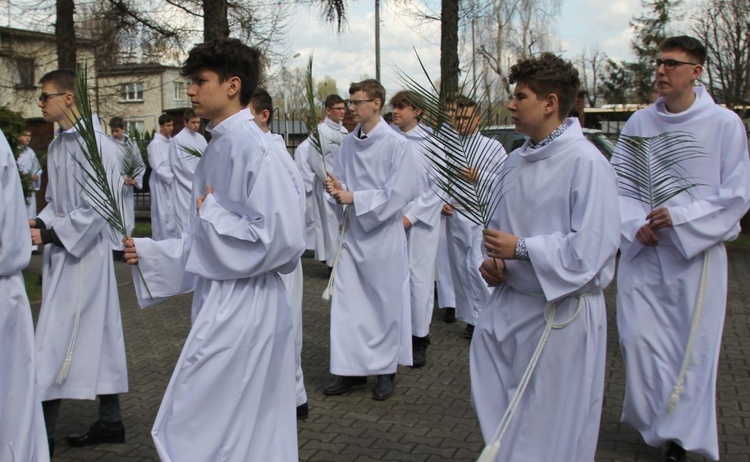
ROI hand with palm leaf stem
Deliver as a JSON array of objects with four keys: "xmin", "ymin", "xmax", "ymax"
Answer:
[
  {"xmin": 325, "ymin": 172, "xmax": 353, "ymax": 205},
  {"xmin": 481, "ymin": 228, "xmax": 518, "ymax": 280},
  {"xmin": 636, "ymin": 207, "xmax": 673, "ymax": 246}
]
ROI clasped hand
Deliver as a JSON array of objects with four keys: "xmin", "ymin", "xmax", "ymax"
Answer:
[
  {"xmin": 636, "ymin": 207, "xmax": 672, "ymax": 246},
  {"xmin": 325, "ymin": 172, "xmax": 353, "ymax": 205}
]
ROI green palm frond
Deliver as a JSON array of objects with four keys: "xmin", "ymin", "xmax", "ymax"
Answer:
[
  {"xmin": 179, "ymin": 144, "xmax": 204, "ymax": 159},
  {"xmin": 396, "ymin": 54, "xmax": 509, "ymax": 228},
  {"xmin": 612, "ymin": 131, "xmax": 706, "ymax": 210},
  {"xmin": 67, "ymin": 64, "xmax": 152, "ymax": 299},
  {"xmin": 304, "ymin": 55, "xmax": 327, "ymax": 172},
  {"xmin": 119, "ymin": 139, "xmax": 145, "ymax": 179}
]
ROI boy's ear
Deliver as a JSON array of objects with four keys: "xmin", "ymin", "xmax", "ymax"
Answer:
[
  {"xmin": 544, "ymin": 93, "xmax": 558, "ymax": 116},
  {"xmin": 261, "ymin": 109, "xmax": 271, "ymax": 123},
  {"xmin": 227, "ymin": 76, "xmax": 241, "ymax": 98}
]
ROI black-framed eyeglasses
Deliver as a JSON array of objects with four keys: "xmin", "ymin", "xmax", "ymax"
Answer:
[
  {"xmin": 652, "ymin": 59, "xmax": 697, "ymax": 71},
  {"xmin": 38, "ymin": 92, "xmax": 68, "ymax": 104},
  {"xmin": 348, "ymin": 99, "xmax": 376, "ymax": 107}
]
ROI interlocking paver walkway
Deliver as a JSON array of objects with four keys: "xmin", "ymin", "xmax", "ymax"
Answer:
[{"xmin": 26, "ymin": 247, "xmax": 750, "ymax": 461}]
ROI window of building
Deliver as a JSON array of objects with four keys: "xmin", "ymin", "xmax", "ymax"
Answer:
[
  {"xmin": 173, "ymin": 82, "xmax": 185, "ymax": 101},
  {"xmin": 120, "ymin": 82, "xmax": 144, "ymax": 102},
  {"xmin": 14, "ymin": 57, "xmax": 35, "ymax": 89},
  {"xmin": 125, "ymin": 120, "xmax": 146, "ymax": 137}
]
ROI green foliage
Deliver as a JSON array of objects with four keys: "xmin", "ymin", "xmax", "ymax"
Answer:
[
  {"xmin": 0, "ymin": 105, "xmax": 26, "ymax": 158},
  {"xmin": 600, "ymin": 0, "xmax": 682, "ymax": 104},
  {"xmin": 179, "ymin": 144, "xmax": 204, "ymax": 159},
  {"xmin": 119, "ymin": 139, "xmax": 146, "ymax": 179},
  {"xmin": 612, "ymin": 131, "xmax": 705, "ymax": 210},
  {"xmin": 18, "ymin": 167, "xmax": 34, "ymax": 205}
]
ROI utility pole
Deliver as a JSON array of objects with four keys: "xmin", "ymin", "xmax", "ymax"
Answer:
[{"xmin": 375, "ymin": 0, "xmax": 381, "ymax": 81}]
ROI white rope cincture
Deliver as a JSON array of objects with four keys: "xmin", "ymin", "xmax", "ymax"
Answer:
[
  {"xmin": 477, "ymin": 295, "xmax": 587, "ymax": 462},
  {"xmin": 322, "ymin": 206, "xmax": 349, "ymax": 301},
  {"xmin": 668, "ymin": 249, "xmax": 711, "ymax": 414},
  {"xmin": 56, "ymin": 259, "xmax": 84, "ymax": 384}
]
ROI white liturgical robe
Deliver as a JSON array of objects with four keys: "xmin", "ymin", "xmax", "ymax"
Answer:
[
  {"xmin": 294, "ymin": 139, "xmax": 318, "ymax": 250},
  {"xmin": 131, "ymin": 109, "xmax": 305, "ymax": 462},
  {"xmin": 35, "ymin": 118, "xmax": 128, "ymax": 402},
  {"xmin": 613, "ymin": 87, "xmax": 750, "ymax": 460},
  {"xmin": 168, "ymin": 127, "xmax": 206, "ymax": 234},
  {"xmin": 309, "ymin": 117, "xmax": 348, "ymax": 265},
  {"xmin": 148, "ymin": 133, "xmax": 175, "ymax": 240},
  {"xmin": 397, "ymin": 124, "xmax": 443, "ymax": 337},
  {"xmin": 0, "ymin": 130, "xmax": 49, "ymax": 462},
  {"xmin": 328, "ymin": 118, "xmax": 420, "ymax": 375},
  {"xmin": 110, "ymin": 134, "xmax": 145, "ymax": 238},
  {"xmin": 470, "ymin": 119, "xmax": 620, "ymax": 461},
  {"xmin": 16, "ymin": 145, "xmax": 42, "ymax": 218}
]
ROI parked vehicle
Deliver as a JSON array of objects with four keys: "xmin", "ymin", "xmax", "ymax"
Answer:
[{"xmin": 480, "ymin": 125, "xmax": 615, "ymax": 160}]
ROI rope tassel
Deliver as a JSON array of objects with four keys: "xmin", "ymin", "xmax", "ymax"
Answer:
[
  {"xmin": 668, "ymin": 250, "xmax": 710, "ymax": 414},
  {"xmin": 322, "ymin": 207, "xmax": 349, "ymax": 301},
  {"xmin": 477, "ymin": 296, "xmax": 587, "ymax": 461}
]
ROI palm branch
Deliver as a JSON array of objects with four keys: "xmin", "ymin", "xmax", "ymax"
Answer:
[
  {"xmin": 396, "ymin": 54, "xmax": 509, "ymax": 228},
  {"xmin": 119, "ymin": 138, "xmax": 145, "ymax": 179},
  {"xmin": 66, "ymin": 64, "xmax": 152, "ymax": 299},
  {"xmin": 303, "ymin": 55, "xmax": 327, "ymax": 175},
  {"xmin": 179, "ymin": 144, "xmax": 204, "ymax": 159},
  {"xmin": 612, "ymin": 131, "xmax": 706, "ymax": 210}
]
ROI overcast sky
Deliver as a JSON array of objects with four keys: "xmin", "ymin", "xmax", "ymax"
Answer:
[{"xmin": 284, "ymin": 0, "xmax": 648, "ymax": 97}]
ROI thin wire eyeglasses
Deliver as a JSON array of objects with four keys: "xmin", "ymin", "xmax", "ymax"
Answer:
[
  {"xmin": 652, "ymin": 59, "xmax": 698, "ymax": 71},
  {"xmin": 348, "ymin": 99, "xmax": 376, "ymax": 107},
  {"xmin": 38, "ymin": 92, "xmax": 68, "ymax": 104}
]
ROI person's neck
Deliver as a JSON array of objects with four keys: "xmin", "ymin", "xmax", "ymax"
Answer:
[
  {"xmin": 664, "ymin": 88, "xmax": 696, "ymax": 114},
  {"xmin": 360, "ymin": 114, "xmax": 380, "ymax": 135},
  {"xmin": 398, "ymin": 120, "xmax": 418, "ymax": 133},
  {"xmin": 57, "ymin": 108, "xmax": 81, "ymax": 131},
  {"xmin": 209, "ymin": 103, "xmax": 243, "ymax": 127},
  {"xmin": 160, "ymin": 130, "xmax": 170, "ymax": 138},
  {"xmin": 528, "ymin": 117, "xmax": 564, "ymax": 145}
]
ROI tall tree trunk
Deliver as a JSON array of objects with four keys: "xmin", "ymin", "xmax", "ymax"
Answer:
[
  {"xmin": 203, "ymin": 0, "xmax": 230, "ymax": 41},
  {"xmin": 56, "ymin": 0, "xmax": 77, "ymax": 69},
  {"xmin": 440, "ymin": 0, "xmax": 459, "ymax": 100}
]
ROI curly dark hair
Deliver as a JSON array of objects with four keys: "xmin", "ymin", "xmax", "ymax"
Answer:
[
  {"xmin": 659, "ymin": 36, "xmax": 706, "ymax": 65},
  {"xmin": 180, "ymin": 38, "xmax": 261, "ymax": 107},
  {"xmin": 508, "ymin": 52, "xmax": 580, "ymax": 119}
]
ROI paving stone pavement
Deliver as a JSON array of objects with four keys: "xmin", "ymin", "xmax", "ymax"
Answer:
[{"xmin": 26, "ymin": 248, "xmax": 750, "ymax": 462}]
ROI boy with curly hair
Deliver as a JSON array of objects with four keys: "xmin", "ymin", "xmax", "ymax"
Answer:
[{"xmin": 471, "ymin": 52, "xmax": 621, "ymax": 460}]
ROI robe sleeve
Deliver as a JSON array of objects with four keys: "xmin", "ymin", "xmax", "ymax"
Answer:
[
  {"xmin": 306, "ymin": 139, "xmax": 327, "ymax": 181},
  {"xmin": 0, "ymin": 138, "xmax": 31, "ymax": 276},
  {"xmin": 131, "ymin": 140, "xmax": 146, "ymax": 189},
  {"xmin": 131, "ymin": 234, "xmax": 196, "ymax": 308},
  {"xmin": 185, "ymin": 153, "xmax": 305, "ymax": 280},
  {"xmin": 294, "ymin": 144, "xmax": 315, "ymax": 194},
  {"xmin": 524, "ymin": 156, "xmax": 621, "ymax": 302},
  {"xmin": 402, "ymin": 155, "xmax": 442, "ymax": 228},
  {"xmin": 31, "ymin": 152, "xmax": 42, "ymax": 191},
  {"xmin": 666, "ymin": 119, "xmax": 750, "ymax": 259},
  {"xmin": 148, "ymin": 140, "xmax": 174, "ymax": 185},
  {"xmin": 352, "ymin": 143, "xmax": 421, "ymax": 233}
]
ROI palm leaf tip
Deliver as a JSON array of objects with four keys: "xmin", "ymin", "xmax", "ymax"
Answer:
[
  {"xmin": 612, "ymin": 131, "xmax": 707, "ymax": 210},
  {"xmin": 179, "ymin": 144, "xmax": 204, "ymax": 159}
]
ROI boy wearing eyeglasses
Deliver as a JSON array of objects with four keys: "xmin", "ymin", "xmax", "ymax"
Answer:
[
  {"xmin": 324, "ymin": 79, "xmax": 420, "ymax": 400},
  {"xmin": 613, "ymin": 36, "xmax": 750, "ymax": 462},
  {"xmin": 31, "ymin": 69, "xmax": 128, "ymax": 454}
]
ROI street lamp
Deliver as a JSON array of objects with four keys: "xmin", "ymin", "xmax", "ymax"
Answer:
[{"xmin": 283, "ymin": 52, "xmax": 301, "ymax": 146}]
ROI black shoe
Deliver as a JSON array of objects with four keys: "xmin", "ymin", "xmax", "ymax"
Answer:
[
  {"xmin": 665, "ymin": 442, "xmax": 686, "ymax": 462},
  {"xmin": 411, "ymin": 335, "xmax": 430, "ymax": 368},
  {"xmin": 323, "ymin": 376, "xmax": 367, "ymax": 396},
  {"xmin": 297, "ymin": 402, "xmax": 309, "ymax": 420},
  {"xmin": 463, "ymin": 324, "xmax": 475, "ymax": 339},
  {"xmin": 443, "ymin": 307, "xmax": 456, "ymax": 323},
  {"xmin": 66, "ymin": 421, "xmax": 125, "ymax": 447},
  {"xmin": 372, "ymin": 374, "xmax": 395, "ymax": 401}
]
